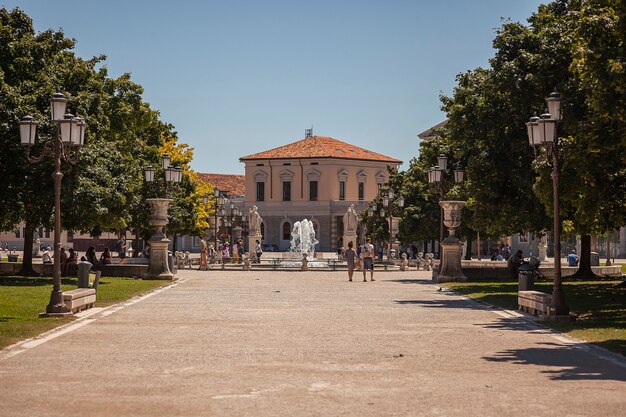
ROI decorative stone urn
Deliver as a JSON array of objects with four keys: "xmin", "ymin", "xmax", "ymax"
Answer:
[
  {"xmin": 440, "ymin": 201, "xmax": 466, "ymax": 242},
  {"xmin": 144, "ymin": 198, "xmax": 174, "ymax": 280},
  {"xmin": 436, "ymin": 201, "xmax": 467, "ymax": 283}
]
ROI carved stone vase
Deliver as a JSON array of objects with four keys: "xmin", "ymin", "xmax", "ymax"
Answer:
[
  {"xmin": 144, "ymin": 198, "xmax": 174, "ymax": 280},
  {"xmin": 436, "ymin": 200, "xmax": 467, "ymax": 283}
]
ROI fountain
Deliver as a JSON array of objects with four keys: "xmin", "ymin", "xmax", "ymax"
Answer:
[{"xmin": 280, "ymin": 219, "xmax": 328, "ymax": 268}]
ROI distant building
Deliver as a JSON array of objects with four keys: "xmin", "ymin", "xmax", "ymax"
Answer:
[{"xmin": 239, "ymin": 134, "xmax": 402, "ymax": 251}]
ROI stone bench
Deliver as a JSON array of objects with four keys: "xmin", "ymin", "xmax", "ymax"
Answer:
[
  {"xmin": 63, "ymin": 288, "xmax": 96, "ymax": 314},
  {"xmin": 518, "ymin": 290, "xmax": 551, "ymax": 316}
]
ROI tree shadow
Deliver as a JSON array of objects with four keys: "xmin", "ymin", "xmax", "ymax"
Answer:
[
  {"xmin": 394, "ymin": 298, "xmax": 492, "ymax": 309},
  {"xmin": 389, "ymin": 279, "xmax": 435, "ymax": 285},
  {"xmin": 0, "ymin": 276, "xmax": 78, "ymax": 287},
  {"xmin": 482, "ymin": 341, "xmax": 626, "ymax": 381}
]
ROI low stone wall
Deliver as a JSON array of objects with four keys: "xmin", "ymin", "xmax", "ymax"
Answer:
[{"xmin": 460, "ymin": 263, "xmax": 622, "ymax": 281}]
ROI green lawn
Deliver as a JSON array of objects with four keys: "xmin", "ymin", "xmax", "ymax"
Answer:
[
  {"xmin": 0, "ymin": 275, "xmax": 170, "ymax": 349},
  {"xmin": 444, "ymin": 279, "xmax": 626, "ymax": 356}
]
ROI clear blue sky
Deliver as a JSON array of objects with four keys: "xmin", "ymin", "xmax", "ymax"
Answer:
[{"xmin": 3, "ymin": 0, "xmax": 544, "ymax": 174}]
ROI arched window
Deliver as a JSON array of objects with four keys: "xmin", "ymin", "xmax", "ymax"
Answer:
[{"xmin": 282, "ymin": 221, "xmax": 291, "ymax": 240}]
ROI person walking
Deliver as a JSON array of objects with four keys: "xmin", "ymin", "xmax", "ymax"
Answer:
[
  {"xmin": 344, "ymin": 241, "xmax": 356, "ymax": 281},
  {"xmin": 199, "ymin": 236, "xmax": 208, "ymax": 271},
  {"xmin": 361, "ymin": 238, "xmax": 375, "ymax": 282},
  {"xmin": 255, "ymin": 240, "xmax": 262, "ymax": 263}
]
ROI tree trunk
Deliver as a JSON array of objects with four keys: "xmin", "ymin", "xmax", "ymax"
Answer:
[
  {"xmin": 570, "ymin": 234, "xmax": 598, "ymax": 279},
  {"xmin": 19, "ymin": 225, "xmax": 36, "ymax": 276},
  {"xmin": 464, "ymin": 238, "xmax": 472, "ymax": 260}
]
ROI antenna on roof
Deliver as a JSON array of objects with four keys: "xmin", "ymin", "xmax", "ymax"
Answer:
[{"xmin": 305, "ymin": 126, "xmax": 313, "ymax": 138}]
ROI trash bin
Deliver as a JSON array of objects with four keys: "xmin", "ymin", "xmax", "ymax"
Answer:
[
  {"xmin": 7, "ymin": 254, "xmax": 18, "ymax": 262},
  {"xmin": 77, "ymin": 260, "xmax": 93, "ymax": 288},
  {"xmin": 518, "ymin": 270, "xmax": 535, "ymax": 291},
  {"xmin": 590, "ymin": 252, "xmax": 600, "ymax": 266}
]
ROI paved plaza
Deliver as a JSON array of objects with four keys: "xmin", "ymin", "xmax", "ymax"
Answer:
[{"xmin": 1, "ymin": 270, "xmax": 625, "ymax": 416}]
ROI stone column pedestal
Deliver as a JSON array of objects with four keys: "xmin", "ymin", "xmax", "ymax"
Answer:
[
  {"xmin": 144, "ymin": 198, "xmax": 174, "ymax": 280},
  {"xmin": 435, "ymin": 200, "xmax": 467, "ymax": 283},
  {"xmin": 248, "ymin": 234, "xmax": 262, "ymax": 261},
  {"xmin": 343, "ymin": 232, "xmax": 357, "ymax": 252},
  {"xmin": 435, "ymin": 241, "xmax": 467, "ymax": 283}
]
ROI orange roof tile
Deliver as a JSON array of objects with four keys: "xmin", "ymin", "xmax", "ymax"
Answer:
[
  {"xmin": 197, "ymin": 173, "xmax": 246, "ymax": 197},
  {"xmin": 240, "ymin": 136, "xmax": 402, "ymax": 164}
]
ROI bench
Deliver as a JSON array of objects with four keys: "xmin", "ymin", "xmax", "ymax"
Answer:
[
  {"xmin": 63, "ymin": 288, "xmax": 97, "ymax": 314},
  {"xmin": 518, "ymin": 290, "xmax": 551, "ymax": 316}
]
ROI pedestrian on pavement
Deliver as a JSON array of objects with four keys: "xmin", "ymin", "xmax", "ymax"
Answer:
[
  {"xmin": 199, "ymin": 236, "xmax": 209, "ymax": 270},
  {"xmin": 344, "ymin": 241, "xmax": 356, "ymax": 281},
  {"xmin": 255, "ymin": 240, "xmax": 262, "ymax": 263},
  {"xmin": 361, "ymin": 238, "xmax": 375, "ymax": 282}
]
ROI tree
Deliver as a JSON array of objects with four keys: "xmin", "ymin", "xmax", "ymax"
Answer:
[{"xmin": 440, "ymin": 1, "xmax": 626, "ymax": 277}]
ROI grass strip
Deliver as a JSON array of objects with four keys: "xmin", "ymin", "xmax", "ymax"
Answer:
[
  {"xmin": 0, "ymin": 275, "xmax": 170, "ymax": 349},
  {"xmin": 443, "ymin": 279, "xmax": 626, "ymax": 357}
]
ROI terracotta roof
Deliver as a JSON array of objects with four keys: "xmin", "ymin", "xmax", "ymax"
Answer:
[
  {"xmin": 239, "ymin": 136, "xmax": 402, "ymax": 164},
  {"xmin": 197, "ymin": 173, "xmax": 246, "ymax": 197}
]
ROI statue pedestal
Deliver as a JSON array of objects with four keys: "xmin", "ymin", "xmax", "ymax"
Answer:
[
  {"xmin": 538, "ymin": 244, "xmax": 547, "ymax": 262},
  {"xmin": 343, "ymin": 232, "xmax": 357, "ymax": 251},
  {"xmin": 143, "ymin": 198, "xmax": 174, "ymax": 280},
  {"xmin": 435, "ymin": 240, "xmax": 467, "ymax": 283},
  {"xmin": 248, "ymin": 234, "xmax": 262, "ymax": 260},
  {"xmin": 144, "ymin": 238, "xmax": 173, "ymax": 280}
]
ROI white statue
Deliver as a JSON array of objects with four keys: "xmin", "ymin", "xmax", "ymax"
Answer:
[
  {"xmin": 249, "ymin": 205, "xmax": 263, "ymax": 236},
  {"xmin": 343, "ymin": 204, "xmax": 358, "ymax": 234}
]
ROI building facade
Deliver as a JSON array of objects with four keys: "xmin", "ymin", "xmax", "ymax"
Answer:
[{"xmin": 240, "ymin": 134, "xmax": 402, "ymax": 252}]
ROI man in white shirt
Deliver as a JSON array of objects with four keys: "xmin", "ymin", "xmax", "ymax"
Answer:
[
  {"xmin": 42, "ymin": 247, "xmax": 53, "ymax": 264},
  {"xmin": 361, "ymin": 238, "xmax": 375, "ymax": 282}
]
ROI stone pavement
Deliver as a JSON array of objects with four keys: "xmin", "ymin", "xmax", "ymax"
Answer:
[{"xmin": 1, "ymin": 270, "xmax": 625, "ymax": 417}]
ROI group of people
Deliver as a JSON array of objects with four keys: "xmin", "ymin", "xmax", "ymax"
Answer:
[
  {"xmin": 40, "ymin": 245, "xmax": 113, "ymax": 275},
  {"xmin": 199, "ymin": 237, "xmax": 261, "ymax": 270},
  {"xmin": 342, "ymin": 238, "xmax": 376, "ymax": 282}
]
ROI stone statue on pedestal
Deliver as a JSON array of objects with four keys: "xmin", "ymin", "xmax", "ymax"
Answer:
[
  {"xmin": 249, "ymin": 205, "xmax": 263, "ymax": 236},
  {"xmin": 342, "ymin": 204, "xmax": 358, "ymax": 251}
]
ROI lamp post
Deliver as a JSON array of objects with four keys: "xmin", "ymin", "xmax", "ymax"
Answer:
[
  {"xmin": 143, "ymin": 154, "xmax": 182, "ymax": 280},
  {"xmin": 381, "ymin": 188, "xmax": 404, "ymax": 261},
  {"xmin": 221, "ymin": 201, "xmax": 243, "ymax": 244},
  {"xmin": 525, "ymin": 90, "xmax": 569, "ymax": 316},
  {"xmin": 19, "ymin": 93, "xmax": 86, "ymax": 316},
  {"xmin": 428, "ymin": 155, "xmax": 464, "ymax": 261},
  {"xmin": 204, "ymin": 188, "xmax": 223, "ymax": 250}
]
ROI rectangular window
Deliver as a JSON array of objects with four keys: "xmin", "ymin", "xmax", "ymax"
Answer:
[
  {"xmin": 283, "ymin": 181, "xmax": 291, "ymax": 201},
  {"xmin": 67, "ymin": 231, "xmax": 73, "ymax": 242},
  {"xmin": 358, "ymin": 182, "xmax": 364, "ymax": 201},
  {"xmin": 15, "ymin": 228, "xmax": 20, "ymax": 238},
  {"xmin": 45, "ymin": 228, "xmax": 51, "ymax": 239},
  {"xmin": 256, "ymin": 182, "xmax": 265, "ymax": 201},
  {"xmin": 38, "ymin": 227, "xmax": 44, "ymax": 238},
  {"xmin": 339, "ymin": 181, "xmax": 346, "ymax": 200},
  {"xmin": 309, "ymin": 180, "xmax": 318, "ymax": 201}
]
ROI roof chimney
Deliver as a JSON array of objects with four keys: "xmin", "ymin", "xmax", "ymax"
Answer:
[{"xmin": 305, "ymin": 127, "xmax": 313, "ymax": 138}]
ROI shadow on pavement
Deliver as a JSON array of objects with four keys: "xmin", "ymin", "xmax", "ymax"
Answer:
[
  {"xmin": 394, "ymin": 298, "xmax": 489, "ymax": 309},
  {"xmin": 482, "ymin": 341, "xmax": 626, "ymax": 382},
  {"xmin": 389, "ymin": 279, "xmax": 435, "ymax": 285}
]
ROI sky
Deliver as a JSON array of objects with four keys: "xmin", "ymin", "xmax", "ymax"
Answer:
[{"xmin": 3, "ymin": 0, "xmax": 544, "ymax": 174}]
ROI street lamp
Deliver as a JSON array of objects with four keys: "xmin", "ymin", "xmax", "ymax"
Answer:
[
  {"xmin": 381, "ymin": 187, "xmax": 404, "ymax": 261},
  {"xmin": 18, "ymin": 93, "xmax": 87, "ymax": 316},
  {"xmin": 526, "ymin": 90, "xmax": 569, "ymax": 316},
  {"xmin": 428, "ymin": 157, "xmax": 464, "ymax": 261},
  {"xmin": 142, "ymin": 154, "xmax": 182, "ymax": 280}
]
